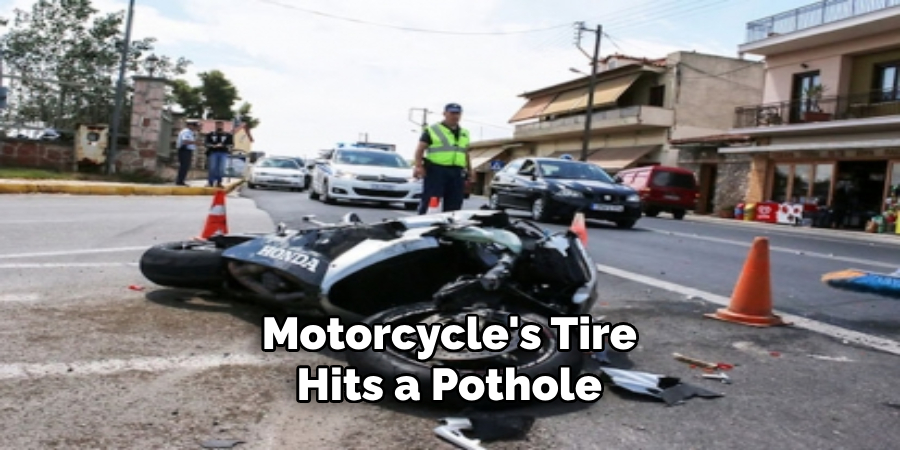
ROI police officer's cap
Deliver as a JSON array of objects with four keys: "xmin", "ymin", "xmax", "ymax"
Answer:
[{"xmin": 445, "ymin": 103, "xmax": 463, "ymax": 113}]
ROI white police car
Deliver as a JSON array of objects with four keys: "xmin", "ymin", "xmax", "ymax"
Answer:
[{"xmin": 309, "ymin": 147, "xmax": 422, "ymax": 209}]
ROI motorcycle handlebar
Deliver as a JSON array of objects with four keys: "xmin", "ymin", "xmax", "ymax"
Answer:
[{"xmin": 480, "ymin": 253, "xmax": 516, "ymax": 291}]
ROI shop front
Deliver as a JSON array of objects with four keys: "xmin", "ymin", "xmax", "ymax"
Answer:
[{"xmin": 727, "ymin": 144, "xmax": 900, "ymax": 232}]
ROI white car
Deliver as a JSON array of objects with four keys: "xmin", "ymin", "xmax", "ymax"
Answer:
[
  {"xmin": 310, "ymin": 148, "xmax": 422, "ymax": 209},
  {"xmin": 247, "ymin": 157, "xmax": 308, "ymax": 191}
]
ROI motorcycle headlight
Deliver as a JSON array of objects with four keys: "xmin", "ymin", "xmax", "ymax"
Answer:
[
  {"xmin": 626, "ymin": 194, "xmax": 640, "ymax": 203},
  {"xmin": 555, "ymin": 188, "xmax": 583, "ymax": 198}
]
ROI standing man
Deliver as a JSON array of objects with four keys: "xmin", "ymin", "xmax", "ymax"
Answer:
[
  {"xmin": 205, "ymin": 121, "xmax": 234, "ymax": 188},
  {"xmin": 175, "ymin": 120, "xmax": 200, "ymax": 186},
  {"xmin": 413, "ymin": 103, "xmax": 475, "ymax": 214}
]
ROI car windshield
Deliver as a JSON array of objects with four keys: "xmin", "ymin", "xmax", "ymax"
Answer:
[
  {"xmin": 258, "ymin": 159, "xmax": 299, "ymax": 169},
  {"xmin": 335, "ymin": 150, "xmax": 408, "ymax": 168},
  {"xmin": 538, "ymin": 160, "xmax": 615, "ymax": 183}
]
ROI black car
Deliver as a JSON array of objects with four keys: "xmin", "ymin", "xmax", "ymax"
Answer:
[{"xmin": 487, "ymin": 157, "xmax": 642, "ymax": 228}]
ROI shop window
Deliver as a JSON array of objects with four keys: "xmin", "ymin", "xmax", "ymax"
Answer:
[
  {"xmin": 791, "ymin": 165, "xmax": 811, "ymax": 203},
  {"xmin": 770, "ymin": 162, "xmax": 834, "ymax": 205},
  {"xmin": 813, "ymin": 163, "xmax": 833, "ymax": 204},
  {"xmin": 889, "ymin": 162, "xmax": 900, "ymax": 197},
  {"xmin": 771, "ymin": 164, "xmax": 790, "ymax": 202}
]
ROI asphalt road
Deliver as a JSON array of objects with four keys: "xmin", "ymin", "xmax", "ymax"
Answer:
[
  {"xmin": 1, "ymin": 191, "xmax": 899, "ymax": 448},
  {"xmin": 242, "ymin": 187, "xmax": 900, "ymax": 340}
]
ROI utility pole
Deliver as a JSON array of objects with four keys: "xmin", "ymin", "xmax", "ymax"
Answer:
[
  {"xmin": 105, "ymin": 0, "xmax": 136, "ymax": 174},
  {"xmin": 575, "ymin": 23, "xmax": 602, "ymax": 162},
  {"xmin": 409, "ymin": 107, "xmax": 431, "ymax": 131}
]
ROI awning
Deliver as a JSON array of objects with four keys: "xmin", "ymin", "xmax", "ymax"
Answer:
[
  {"xmin": 539, "ymin": 73, "xmax": 642, "ymax": 117},
  {"xmin": 470, "ymin": 147, "xmax": 507, "ymax": 170},
  {"xmin": 587, "ymin": 145, "xmax": 660, "ymax": 171},
  {"xmin": 508, "ymin": 93, "xmax": 558, "ymax": 123}
]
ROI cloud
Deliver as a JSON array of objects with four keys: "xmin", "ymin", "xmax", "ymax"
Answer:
[{"xmin": 0, "ymin": 0, "xmax": 768, "ymax": 159}]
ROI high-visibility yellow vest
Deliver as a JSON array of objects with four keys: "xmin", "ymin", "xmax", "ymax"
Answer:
[{"xmin": 425, "ymin": 123, "xmax": 469, "ymax": 167}]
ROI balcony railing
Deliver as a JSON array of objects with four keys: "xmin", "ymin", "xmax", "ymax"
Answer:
[
  {"xmin": 733, "ymin": 89, "xmax": 900, "ymax": 128},
  {"xmin": 745, "ymin": 0, "xmax": 900, "ymax": 44}
]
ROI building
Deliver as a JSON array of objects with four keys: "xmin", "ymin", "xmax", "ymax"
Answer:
[
  {"xmin": 468, "ymin": 51, "xmax": 765, "ymax": 197},
  {"xmin": 692, "ymin": 1, "xmax": 900, "ymax": 228}
]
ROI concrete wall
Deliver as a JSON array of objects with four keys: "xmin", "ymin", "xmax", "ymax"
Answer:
[
  {"xmin": 0, "ymin": 139, "xmax": 74, "ymax": 171},
  {"xmin": 668, "ymin": 51, "xmax": 766, "ymax": 139},
  {"xmin": 762, "ymin": 29, "xmax": 900, "ymax": 101}
]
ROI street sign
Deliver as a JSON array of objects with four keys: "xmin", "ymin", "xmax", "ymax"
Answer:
[{"xmin": 490, "ymin": 160, "xmax": 504, "ymax": 171}]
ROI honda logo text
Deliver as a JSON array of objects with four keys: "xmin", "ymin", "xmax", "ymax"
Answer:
[{"xmin": 257, "ymin": 245, "xmax": 321, "ymax": 272}]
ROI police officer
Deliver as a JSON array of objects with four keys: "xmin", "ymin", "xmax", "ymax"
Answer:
[{"xmin": 413, "ymin": 103, "xmax": 474, "ymax": 214}]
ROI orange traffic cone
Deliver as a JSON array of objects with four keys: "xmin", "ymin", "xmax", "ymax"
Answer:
[
  {"xmin": 570, "ymin": 212, "xmax": 588, "ymax": 245},
  {"xmin": 199, "ymin": 190, "xmax": 229, "ymax": 239},
  {"xmin": 705, "ymin": 237, "xmax": 787, "ymax": 327},
  {"xmin": 426, "ymin": 196, "xmax": 442, "ymax": 214}
]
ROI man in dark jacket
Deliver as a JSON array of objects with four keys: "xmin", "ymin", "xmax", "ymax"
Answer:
[{"xmin": 204, "ymin": 121, "xmax": 234, "ymax": 188}]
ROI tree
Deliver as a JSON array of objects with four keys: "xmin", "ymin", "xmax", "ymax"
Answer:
[
  {"xmin": 170, "ymin": 72, "xmax": 261, "ymax": 129},
  {"xmin": 0, "ymin": 0, "xmax": 191, "ymax": 133},
  {"xmin": 171, "ymin": 79, "xmax": 204, "ymax": 118},
  {"xmin": 199, "ymin": 70, "xmax": 240, "ymax": 119},
  {"xmin": 236, "ymin": 102, "xmax": 260, "ymax": 129}
]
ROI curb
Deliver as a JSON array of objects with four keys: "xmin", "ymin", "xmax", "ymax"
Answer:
[
  {"xmin": 0, "ymin": 179, "xmax": 245, "ymax": 196},
  {"xmin": 683, "ymin": 213, "xmax": 900, "ymax": 246}
]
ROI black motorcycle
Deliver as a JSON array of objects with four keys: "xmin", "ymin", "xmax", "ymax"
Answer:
[{"xmin": 140, "ymin": 209, "xmax": 599, "ymax": 403}]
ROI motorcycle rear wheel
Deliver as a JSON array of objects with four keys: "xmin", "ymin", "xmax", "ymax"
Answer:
[
  {"xmin": 139, "ymin": 241, "xmax": 226, "ymax": 290},
  {"xmin": 345, "ymin": 301, "xmax": 584, "ymax": 409}
]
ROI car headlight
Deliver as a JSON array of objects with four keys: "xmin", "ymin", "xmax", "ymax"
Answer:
[
  {"xmin": 334, "ymin": 170, "xmax": 355, "ymax": 179},
  {"xmin": 626, "ymin": 194, "xmax": 640, "ymax": 203},
  {"xmin": 555, "ymin": 188, "xmax": 583, "ymax": 198}
]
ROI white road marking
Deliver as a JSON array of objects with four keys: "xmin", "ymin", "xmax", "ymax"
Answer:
[
  {"xmin": 644, "ymin": 228, "xmax": 897, "ymax": 270},
  {"xmin": 0, "ymin": 262, "xmax": 138, "ymax": 269},
  {"xmin": 0, "ymin": 293, "xmax": 41, "ymax": 302},
  {"xmin": 0, "ymin": 352, "xmax": 286, "ymax": 380},
  {"xmin": 0, "ymin": 246, "xmax": 147, "ymax": 260},
  {"xmin": 596, "ymin": 263, "xmax": 900, "ymax": 357}
]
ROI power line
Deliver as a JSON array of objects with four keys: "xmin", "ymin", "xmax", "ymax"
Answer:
[
  {"xmin": 606, "ymin": 0, "xmax": 738, "ymax": 33},
  {"xmin": 255, "ymin": 0, "xmax": 571, "ymax": 35}
]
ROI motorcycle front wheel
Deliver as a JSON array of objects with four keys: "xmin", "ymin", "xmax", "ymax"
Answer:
[
  {"xmin": 139, "ymin": 241, "xmax": 226, "ymax": 290},
  {"xmin": 345, "ymin": 301, "xmax": 584, "ymax": 409}
]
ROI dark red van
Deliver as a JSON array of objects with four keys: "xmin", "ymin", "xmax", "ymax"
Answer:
[{"xmin": 615, "ymin": 166, "xmax": 698, "ymax": 219}]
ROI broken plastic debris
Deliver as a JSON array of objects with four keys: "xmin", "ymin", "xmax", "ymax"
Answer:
[
  {"xmin": 598, "ymin": 367, "xmax": 723, "ymax": 406},
  {"xmin": 770, "ymin": 351, "xmax": 781, "ymax": 357},
  {"xmin": 201, "ymin": 439, "xmax": 245, "ymax": 449},
  {"xmin": 434, "ymin": 418, "xmax": 485, "ymax": 450},
  {"xmin": 128, "ymin": 285, "xmax": 145, "ymax": 291}
]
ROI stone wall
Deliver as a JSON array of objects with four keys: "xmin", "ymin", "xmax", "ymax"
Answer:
[
  {"xmin": 677, "ymin": 145, "xmax": 752, "ymax": 212},
  {"xmin": 117, "ymin": 76, "xmax": 168, "ymax": 175},
  {"xmin": 0, "ymin": 139, "xmax": 75, "ymax": 171}
]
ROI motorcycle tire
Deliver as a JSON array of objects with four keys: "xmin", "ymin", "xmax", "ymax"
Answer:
[
  {"xmin": 345, "ymin": 301, "xmax": 584, "ymax": 410},
  {"xmin": 139, "ymin": 241, "xmax": 226, "ymax": 290}
]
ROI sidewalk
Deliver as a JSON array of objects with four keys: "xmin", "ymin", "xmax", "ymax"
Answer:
[
  {"xmin": 684, "ymin": 212, "xmax": 900, "ymax": 247},
  {"xmin": 0, "ymin": 177, "xmax": 244, "ymax": 196}
]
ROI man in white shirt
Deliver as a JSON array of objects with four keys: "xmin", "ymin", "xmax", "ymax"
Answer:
[{"xmin": 175, "ymin": 121, "xmax": 200, "ymax": 186}]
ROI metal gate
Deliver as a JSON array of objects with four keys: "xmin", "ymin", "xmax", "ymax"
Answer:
[{"xmin": 158, "ymin": 110, "xmax": 173, "ymax": 159}]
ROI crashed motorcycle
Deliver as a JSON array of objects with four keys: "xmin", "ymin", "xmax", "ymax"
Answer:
[{"xmin": 139, "ymin": 209, "xmax": 599, "ymax": 403}]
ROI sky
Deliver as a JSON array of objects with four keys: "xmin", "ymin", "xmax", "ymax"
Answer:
[{"xmin": 1, "ymin": 0, "xmax": 818, "ymax": 160}]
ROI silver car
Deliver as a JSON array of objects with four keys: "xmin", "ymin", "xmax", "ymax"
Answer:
[{"xmin": 247, "ymin": 157, "xmax": 308, "ymax": 191}]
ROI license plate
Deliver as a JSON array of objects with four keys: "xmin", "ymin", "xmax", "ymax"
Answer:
[
  {"xmin": 592, "ymin": 204, "xmax": 624, "ymax": 212},
  {"xmin": 370, "ymin": 183, "xmax": 396, "ymax": 190},
  {"xmin": 665, "ymin": 194, "xmax": 680, "ymax": 200}
]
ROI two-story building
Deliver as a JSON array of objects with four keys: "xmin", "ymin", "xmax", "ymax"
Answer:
[
  {"xmin": 680, "ymin": 0, "xmax": 900, "ymax": 227},
  {"xmin": 468, "ymin": 51, "xmax": 765, "ymax": 201}
]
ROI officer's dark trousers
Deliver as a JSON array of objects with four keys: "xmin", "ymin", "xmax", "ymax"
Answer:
[
  {"xmin": 418, "ymin": 162, "xmax": 465, "ymax": 215},
  {"xmin": 176, "ymin": 148, "xmax": 193, "ymax": 185}
]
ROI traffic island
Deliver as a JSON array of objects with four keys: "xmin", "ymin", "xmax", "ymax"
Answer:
[{"xmin": 0, "ymin": 178, "xmax": 245, "ymax": 196}]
